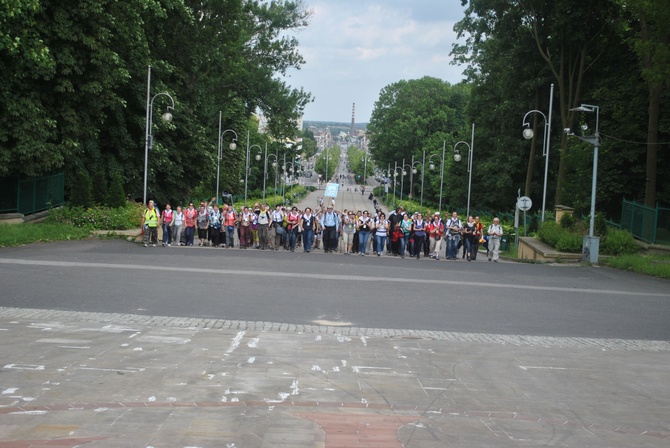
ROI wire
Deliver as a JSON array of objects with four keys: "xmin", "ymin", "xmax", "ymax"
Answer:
[{"xmin": 600, "ymin": 133, "xmax": 670, "ymax": 145}]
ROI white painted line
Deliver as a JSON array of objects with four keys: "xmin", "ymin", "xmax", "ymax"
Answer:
[
  {"xmin": 4, "ymin": 364, "xmax": 45, "ymax": 371},
  {"xmin": 519, "ymin": 366, "xmax": 569, "ymax": 371},
  {"xmin": 2, "ymin": 257, "xmax": 668, "ymax": 297}
]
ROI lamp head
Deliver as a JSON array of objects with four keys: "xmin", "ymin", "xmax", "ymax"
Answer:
[
  {"xmin": 229, "ymin": 142, "xmax": 237, "ymax": 150},
  {"xmin": 522, "ymin": 128, "xmax": 534, "ymax": 140},
  {"xmin": 412, "ymin": 168, "xmax": 417, "ymax": 174},
  {"xmin": 161, "ymin": 111, "xmax": 173, "ymax": 123},
  {"xmin": 429, "ymin": 163, "xmax": 435, "ymax": 170},
  {"xmin": 454, "ymin": 152, "xmax": 462, "ymax": 162},
  {"xmin": 272, "ymin": 162, "xmax": 277, "ymax": 168},
  {"xmin": 255, "ymin": 154, "xmax": 261, "ymax": 161}
]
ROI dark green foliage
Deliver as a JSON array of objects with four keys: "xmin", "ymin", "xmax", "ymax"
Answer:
[
  {"xmin": 555, "ymin": 232, "xmax": 583, "ymax": 253},
  {"xmin": 92, "ymin": 171, "xmax": 108, "ymax": 204},
  {"xmin": 1, "ymin": 0, "xmax": 312, "ymax": 205},
  {"xmin": 538, "ymin": 221, "xmax": 562, "ymax": 247},
  {"xmin": 559, "ymin": 213, "xmax": 576, "ymax": 230},
  {"xmin": 48, "ymin": 203, "xmax": 142, "ymax": 230},
  {"xmin": 595, "ymin": 212, "xmax": 608, "ymax": 237},
  {"xmin": 602, "ymin": 229, "xmax": 639, "ymax": 256},
  {"xmin": 105, "ymin": 172, "xmax": 126, "ymax": 208},
  {"xmin": 69, "ymin": 171, "xmax": 92, "ymax": 208}
]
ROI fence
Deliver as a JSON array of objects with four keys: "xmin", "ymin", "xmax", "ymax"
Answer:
[
  {"xmin": 619, "ymin": 199, "xmax": 670, "ymax": 245},
  {"xmin": 0, "ymin": 173, "xmax": 65, "ymax": 215}
]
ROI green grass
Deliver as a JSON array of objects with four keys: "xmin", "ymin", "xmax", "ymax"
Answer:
[
  {"xmin": 0, "ymin": 222, "xmax": 92, "ymax": 248},
  {"xmin": 602, "ymin": 253, "xmax": 670, "ymax": 279}
]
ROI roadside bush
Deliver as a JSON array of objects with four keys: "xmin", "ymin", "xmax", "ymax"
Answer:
[
  {"xmin": 555, "ymin": 232, "xmax": 582, "ymax": 253},
  {"xmin": 559, "ymin": 212, "xmax": 576, "ymax": 230},
  {"xmin": 602, "ymin": 228, "xmax": 638, "ymax": 256},
  {"xmin": 105, "ymin": 172, "xmax": 126, "ymax": 208},
  {"xmin": 538, "ymin": 220, "xmax": 562, "ymax": 247},
  {"xmin": 70, "ymin": 171, "xmax": 93, "ymax": 208},
  {"xmin": 47, "ymin": 203, "xmax": 143, "ymax": 230}
]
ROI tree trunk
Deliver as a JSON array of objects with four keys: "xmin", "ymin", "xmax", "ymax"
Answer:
[{"xmin": 645, "ymin": 83, "xmax": 660, "ymax": 208}]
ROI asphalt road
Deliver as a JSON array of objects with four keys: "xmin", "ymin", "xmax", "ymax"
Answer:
[{"xmin": 1, "ymin": 238, "xmax": 669, "ymax": 341}]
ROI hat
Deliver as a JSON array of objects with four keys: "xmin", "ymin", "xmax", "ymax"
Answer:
[
  {"xmin": 434, "ymin": 212, "xmax": 440, "ymax": 215},
  {"xmin": 327, "ymin": 205, "xmax": 333, "ymax": 208}
]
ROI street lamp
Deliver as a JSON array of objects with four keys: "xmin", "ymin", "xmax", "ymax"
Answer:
[
  {"xmin": 217, "ymin": 111, "xmax": 238, "ymax": 203},
  {"xmin": 259, "ymin": 144, "xmax": 279, "ymax": 205},
  {"xmin": 143, "ymin": 65, "xmax": 175, "ymax": 205},
  {"xmin": 522, "ymin": 84, "xmax": 554, "ymax": 222},
  {"xmin": 409, "ymin": 151, "xmax": 426, "ymax": 213},
  {"xmin": 568, "ymin": 103, "xmax": 600, "ymax": 263},
  {"xmin": 362, "ymin": 153, "xmax": 371, "ymax": 186},
  {"xmin": 428, "ymin": 141, "xmax": 447, "ymax": 213},
  {"xmin": 453, "ymin": 126, "xmax": 475, "ymax": 217}
]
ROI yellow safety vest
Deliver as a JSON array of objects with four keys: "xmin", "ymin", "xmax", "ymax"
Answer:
[{"xmin": 144, "ymin": 208, "xmax": 158, "ymax": 227}]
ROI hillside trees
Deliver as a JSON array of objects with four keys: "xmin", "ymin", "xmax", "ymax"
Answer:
[
  {"xmin": 0, "ymin": 0, "xmax": 312, "ymax": 205},
  {"xmin": 367, "ymin": 77, "xmax": 470, "ymax": 209},
  {"xmin": 450, "ymin": 0, "xmax": 669, "ymax": 217}
]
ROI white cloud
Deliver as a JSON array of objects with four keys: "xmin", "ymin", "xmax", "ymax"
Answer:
[{"xmin": 282, "ymin": 0, "xmax": 468, "ymax": 122}]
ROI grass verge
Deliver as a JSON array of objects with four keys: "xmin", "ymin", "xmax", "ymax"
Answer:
[
  {"xmin": 0, "ymin": 223, "xmax": 92, "ymax": 248},
  {"xmin": 601, "ymin": 253, "xmax": 670, "ymax": 279}
]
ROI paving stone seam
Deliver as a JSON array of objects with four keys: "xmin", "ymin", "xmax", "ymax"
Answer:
[{"xmin": 0, "ymin": 306, "xmax": 667, "ymax": 351}]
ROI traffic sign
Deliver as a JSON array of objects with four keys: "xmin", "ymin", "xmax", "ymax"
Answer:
[{"xmin": 517, "ymin": 196, "xmax": 532, "ymax": 211}]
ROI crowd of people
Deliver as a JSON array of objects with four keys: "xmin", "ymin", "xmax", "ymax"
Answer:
[{"xmin": 140, "ymin": 199, "xmax": 506, "ymax": 262}]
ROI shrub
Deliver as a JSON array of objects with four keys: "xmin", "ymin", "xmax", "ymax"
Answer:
[
  {"xmin": 105, "ymin": 172, "xmax": 126, "ymax": 208},
  {"xmin": 595, "ymin": 212, "xmax": 608, "ymax": 237},
  {"xmin": 602, "ymin": 228, "xmax": 638, "ymax": 256},
  {"xmin": 559, "ymin": 212, "xmax": 576, "ymax": 230},
  {"xmin": 538, "ymin": 220, "xmax": 562, "ymax": 247},
  {"xmin": 555, "ymin": 232, "xmax": 583, "ymax": 253},
  {"xmin": 48, "ymin": 203, "xmax": 143, "ymax": 230},
  {"xmin": 92, "ymin": 170, "xmax": 107, "ymax": 204},
  {"xmin": 70, "ymin": 171, "xmax": 92, "ymax": 208}
]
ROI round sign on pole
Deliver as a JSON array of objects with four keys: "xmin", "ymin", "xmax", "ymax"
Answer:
[{"xmin": 517, "ymin": 196, "xmax": 532, "ymax": 211}]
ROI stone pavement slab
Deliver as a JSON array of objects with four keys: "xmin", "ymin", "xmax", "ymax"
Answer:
[{"xmin": 0, "ymin": 307, "xmax": 669, "ymax": 447}]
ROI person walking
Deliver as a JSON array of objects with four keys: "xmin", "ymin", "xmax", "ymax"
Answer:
[
  {"xmin": 487, "ymin": 217, "xmax": 504, "ymax": 262},
  {"xmin": 196, "ymin": 203, "xmax": 209, "ymax": 246},
  {"xmin": 257, "ymin": 203, "xmax": 271, "ymax": 250},
  {"xmin": 412, "ymin": 213, "xmax": 427, "ymax": 260},
  {"xmin": 445, "ymin": 211, "xmax": 462, "ymax": 260},
  {"xmin": 462, "ymin": 216, "xmax": 476, "ymax": 261},
  {"xmin": 399, "ymin": 213, "xmax": 412, "ymax": 259},
  {"xmin": 357, "ymin": 210, "xmax": 372, "ymax": 256},
  {"xmin": 427, "ymin": 212, "xmax": 444, "ymax": 260},
  {"xmin": 160, "ymin": 203, "xmax": 174, "ymax": 246},
  {"xmin": 300, "ymin": 207, "xmax": 316, "ymax": 253},
  {"xmin": 223, "ymin": 205, "xmax": 237, "ymax": 248},
  {"xmin": 374, "ymin": 212, "xmax": 389, "ymax": 256},
  {"xmin": 472, "ymin": 216, "xmax": 484, "ymax": 260},
  {"xmin": 173, "ymin": 206, "xmax": 184, "ymax": 246},
  {"xmin": 286, "ymin": 206, "xmax": 301, "ymax": 252},
  {"xmin": 320, "ymin": 205, "xmax": 339, "ymax": 253},
  {"xmin": 208, "ymin": 204, "xmax": 222, "ymax": 247},
  {"xmin": 341, "ymin": 211, "xmax": 356, "ymax": 255},
  {"xmin": 271, "ymin": 205, "xmax": 284, "ymax": 250},
  {"xmin": 141, "ymin": 200, "xmax": 159, "ymax": 247},
  {"xmin": 184, "ymin": 202, "xmax": 197, "ymax": 246}
]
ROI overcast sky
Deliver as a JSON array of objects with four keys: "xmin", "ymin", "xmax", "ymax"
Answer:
[{"xmin": 283, "ymin": 0, "xmax": 469, "ymax": 123}]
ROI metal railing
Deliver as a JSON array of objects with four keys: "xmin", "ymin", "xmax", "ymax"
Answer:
[{"xmin": 0, "ymin": 173, "xmax": 64, "ymax": 215}]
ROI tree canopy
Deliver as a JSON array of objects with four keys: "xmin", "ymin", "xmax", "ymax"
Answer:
[{"xmin": 0, "ymin": 0, "xmax": 313, "ymax": 205}]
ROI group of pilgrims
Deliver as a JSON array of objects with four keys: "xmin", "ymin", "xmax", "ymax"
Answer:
[{"xmin": 143, "ymin": 197, "xmax": 505, "ymax": 262}]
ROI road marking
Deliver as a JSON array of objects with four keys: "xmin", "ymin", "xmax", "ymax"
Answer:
[
  {"xmin": 519, "ymin": 366, "xmax": 569, "ymax": 371},
  {"xmin": 1, "ymin": 258, "xmax": 668, "ymax": 297}
]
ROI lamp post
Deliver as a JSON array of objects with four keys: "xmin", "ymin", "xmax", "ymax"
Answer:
[
  {"xmin": 428, "ymin": 140, "xmax": 447, "ymax": 213},
  {"xmin": 143, "ymin": 65, "xmax": 175, "ymax": 205},
  {"xmin": 259, "ymin": 144, "xmax": 279, "ymax": 205},
  {"xmin": 217, "ymin": 111, "xmax": 238, "ymax": 203},
  {"xmin": 244, "ymin": 129, "xmax": 262, "ymax": 206},
  {"xmin": 409, "ymin": 151, "xmax": 426, "ymax": 213},
  {"xmin": 522, "ymin": 84, "xmax": 554, "ymax": 222},
  {"xmin": 453, "ymin": 136, "xmax": 473, "ymax": 216},
  {"xmin": 362, "ymin": 153, "xmax": 371, "ymax": 186},
  {"xmin": 400, "ymin": 159, "xmax": 411, "ymax": 204},
  {"xmin": 568, "ymin": 103, "xmax": 600, "ymax": 263}
]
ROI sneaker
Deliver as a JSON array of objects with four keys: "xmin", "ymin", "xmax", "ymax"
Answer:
[
  {"xmin": 162, "ymin": 242, "xmax": 166, "ymax": 247},
  {"xmin": 167, "ymin": 243, "xmax": 171, "ymax": 247},
  {"xmin": 143, "ymin": 243, "xmax": 148, "ymax": 247},
  {"xmin": 152, "ymin": 244, "xmax": 156, "ymax": 247},
  {"xmin": 377, "ymin": 252, "xmax": 381, "ymax": 256}
]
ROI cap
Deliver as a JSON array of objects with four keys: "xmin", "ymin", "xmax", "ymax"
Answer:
[{"xmin": 434, "ymin": 212, "xmax": 440, "ymax": 215}]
